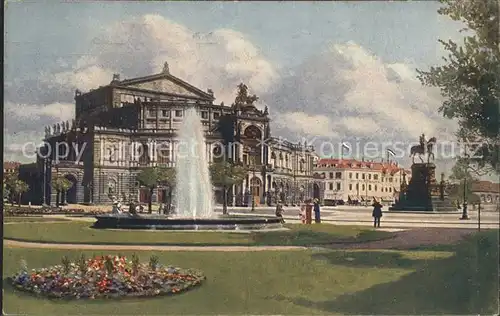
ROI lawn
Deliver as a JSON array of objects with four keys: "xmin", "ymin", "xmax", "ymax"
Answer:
[
  {"xmin": 3, "ymin": 221, "xmax": 392, "ymax": 246},
  {"xmin": 3, "ymin": 230, "xmax": 498, "ymax": 315},
  {"xmin": 4, "ymin": 217, "xmax": 70, "ymax": 223}
]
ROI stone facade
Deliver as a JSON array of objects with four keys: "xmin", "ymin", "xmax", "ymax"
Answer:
[
  {"xmin": 35, "ymin": 63, "xmax": 320, "ymax": 206},
  {"xmin": 314, "ymin": 158, "xmax": 411, "ymax": 204}
]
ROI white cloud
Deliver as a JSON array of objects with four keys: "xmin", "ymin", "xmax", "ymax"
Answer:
[
  {"xmin": 4, "ymin": 102, "xmax": 74, "ymax": 162},
  {"xmin": 277, "ymin": 112, "xmax": 338, "ymax": 138},
  {"xmin": 42, "ymin": 15, "xmax": 278, "ymax": 105},
  {"xmin": 267, "ymin": 41, "xmax": 457, "ymax": 143},
  {"xmin": 5, "ymin": 102, "xmax": 74, "ymax": 122}
]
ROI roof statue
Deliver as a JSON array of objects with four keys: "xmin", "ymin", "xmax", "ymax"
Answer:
[
  {"xmin": 233, "ymin": 83, "xmax": 258, "ymax": 107},
  {"xmin": 112, "ymin": 73, "xmax": 121, "ymax": 82},
  {"xmin": 163, "ymin": 61, "xmax": 170, "ymax": 74}
]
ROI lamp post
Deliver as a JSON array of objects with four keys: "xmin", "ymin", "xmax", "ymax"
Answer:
[
  {"xmin": 42, "ymin": 156, "xmax": 47, "ymax": 206},
  {"xmin": 460, "ymin": 178, "xmax": 469, "ymax": 219},
  {"xmin": 460, "ymin": 141, "xmax": 469, "ymax": 220}
]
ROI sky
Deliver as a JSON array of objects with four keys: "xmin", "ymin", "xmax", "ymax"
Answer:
[{"xmin": 5, "ymin": 1, "xmax": 487, "ymax": 178}]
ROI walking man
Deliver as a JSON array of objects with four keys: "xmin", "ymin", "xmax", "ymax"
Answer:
[
  {"xmin": 313, "ymin": 198, "xmax": 321, "ymax": 223},
  {"xmin": 372, "ymin": 198, "xmax": 383, "ymax": 228},
  {"xmin": 275, "ymin": 200, "xmax": 285, "ymax": 223}
]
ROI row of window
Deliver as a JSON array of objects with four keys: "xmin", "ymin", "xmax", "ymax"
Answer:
[
  {"xmin": 327, "ymin": 182, "xmax": 393, "ymax": 193},
  {"xmin": 146, "ymin": 109, "xmax": 220, "ymax": 120},
  {"xmin": 325, "ymin": 171, "xmax": 399, "ymax": 182}
]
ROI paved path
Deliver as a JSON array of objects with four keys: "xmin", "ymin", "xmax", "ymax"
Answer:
[
  {"xmin": 3, "ymin": 239, "xmax": 307, "ymax": 252},
  {"xmin": 4, "ymin": 228, "xmax": 475, "ymax": 252},
  {"xmin": 218, "ymin": 207, "xmax": 499, "ymax": 229}
]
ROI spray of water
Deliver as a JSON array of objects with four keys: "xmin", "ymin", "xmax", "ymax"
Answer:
[{"xmin": 173, "ymin": 107, "xmax": 215, "ymax": 218}]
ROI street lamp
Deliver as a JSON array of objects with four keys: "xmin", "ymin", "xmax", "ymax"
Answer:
[
  {"xmin": 460, "ymin": 141, "xmax": 469, "ymax": 220},
  {"xmin": 460, "ymin": 178, "xmax": 469, "ymax": 219}
]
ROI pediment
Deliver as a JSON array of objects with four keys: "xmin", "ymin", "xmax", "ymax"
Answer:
[{"xmin": 119, "ymin": 74, "xmax": 213, "ymax": 100}]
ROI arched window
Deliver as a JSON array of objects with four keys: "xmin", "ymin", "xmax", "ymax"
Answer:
[{"xmin": 139, "ymin": 143, "xmax": 149, "ymax": 165}]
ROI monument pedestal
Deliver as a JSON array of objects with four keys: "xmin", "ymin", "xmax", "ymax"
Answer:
[{"xmin": 390, "ymin": 163, "xmax": 456, "ymax": 212}]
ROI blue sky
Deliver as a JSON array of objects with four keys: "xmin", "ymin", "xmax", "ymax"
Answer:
[
  {"xmin": 5, "ymin": 1, "xmax": 476, "ymax": 177},
  {"xmin": 5, "ymin": 1, "xmax": 462, "ymax": 80}
]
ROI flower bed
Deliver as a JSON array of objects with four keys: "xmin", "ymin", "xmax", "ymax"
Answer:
[
  {"xmin": 10, "ymin": 255, "xmax": 205, "ymax": 300},
  {"xmin": 4, "ymin": 206, "xmax": 106, "ymax": 216}
]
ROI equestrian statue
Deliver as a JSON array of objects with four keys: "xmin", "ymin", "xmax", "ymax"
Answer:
[{"xmin": 410, "ymin": 133, "xmax": 436, "ymax": 164}]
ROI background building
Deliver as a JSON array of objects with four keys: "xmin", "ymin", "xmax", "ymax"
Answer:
[
  {"xmin": 471, "ymin": 180, "xmax": 499, "ymax": 210},
  {"xmin": 313, "ymin": 158, "xmax": 411, "ymax": 205},
  {"xmin": 31, "ymin": 62, "xmax": 320, "ymax": 206},
  {"xmin": 3, "ymin": 162, "xmax": 21, "ymax": 177}
]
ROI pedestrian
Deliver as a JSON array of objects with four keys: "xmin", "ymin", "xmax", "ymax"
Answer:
[
  {"xmin": 313, "ymin": 198, "xmax": 321, "ymax": 223},
  {"xmin": 372, "ymin": 198, "xmax": 383, "ymax": 228},
  {"xmin": 299, "ymin": 202, "xmax": 306, "ymax": 223},
  {"xmin": 275, "ymin": 200, "xmax": 285, "ymax": 223}
]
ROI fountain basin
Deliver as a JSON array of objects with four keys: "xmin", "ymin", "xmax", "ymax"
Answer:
[{"xmin": 93, "ymin": 214, "xmax": 283, "ymax": 231}]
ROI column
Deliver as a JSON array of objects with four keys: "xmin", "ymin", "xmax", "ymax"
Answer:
[
  {"xmin": 148, "ymin": 139, "xmax": 153, "ymax": 165},
  {"xmin": 260, "ymin": 133, "xmax": 264, "ymax": 164},
  {"xmin": 169, "ymin": 140, "xmax": 174, "ymax": 166},
  {"xmin": 231, "ymin": 185, "xmax": 236, "ymax": 206},
  {"xmin": 152, "ymin": 140, "xmax": 157, "ymax": 167},
  {"xmin": 132, "ymin": 141, "xmax": 136, "ymax": 167},
  {"xmin": 100, "ymin": 139, "xmax": 105, "ymax": 165},
  {"xmin": 119, "ymin": 141, "xmax": 123, "ymax": 167},
  {"xmin": 171, "ymin": 140, "xmax": 176, "ymax": 165}
]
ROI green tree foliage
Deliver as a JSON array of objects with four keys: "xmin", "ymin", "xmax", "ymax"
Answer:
[
  {"xmin": 5, "ymin": 173, "xmax": 30, "ymax": 206},
  {"xmin": 158, "ymin": 167, "xmax": 176, "ymax": 212},
  {"xmin": 417, "ymin": 0, "xmax": 500, "ymax": 174},
  {"xmin": 209, "ymin": 161, "xmax": 246, "ymax": 214},
  {"xmin": 136, "ymin": 167, "xmax": 176, "ymax": 213},
  {"xmin": 447, "ymin": 158, "xmax": 481, "ymax": 204},
  {"xmin": 51, "ymin": 176, "xmax": 73, "ymax": 207}
]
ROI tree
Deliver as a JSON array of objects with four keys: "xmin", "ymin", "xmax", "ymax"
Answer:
[
  {"xmin": 446, "ymin": 158, "xmax": 481, "ymax": 204},
  {"xmin": 209, "ymin": 161, "xmax": 246, "ymax": 215},
  {"xmin": 4, "ymin": 173, "xmax": 16, "ymax": 205},
  {"xmin": 417, "ymin": 0, "xmax": 500, "ymax": 174},
  {"xmin": 51, "ymin": 176, "xmax": 73, "ymax": 207},
  {"xmin": 5, "ymin": 173, "xmax": 29, "ymax": 206},
  {"xmin": 136, "ymin": 167, "xmax": 176, "ymax": 213},
  {"xmin": 3, "ymin": 182, "xmax": 9, "ymax": 202},
  {"xmin": 158, "ymin": 167, "xmax": 176, "ymax": 212}
]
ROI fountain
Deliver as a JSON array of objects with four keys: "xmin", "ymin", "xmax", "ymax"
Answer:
[
  {"xmin": 93, "ymin": 107, "xmax": 282, "ymax": 231},
  {"xmin": 174, "ymin": 107, "xmax": 214, "ymax": 218}
]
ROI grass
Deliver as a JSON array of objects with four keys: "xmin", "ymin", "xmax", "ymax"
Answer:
[
  {"xmin": 3, "ymin": 222, "xmax": 393, "ymax": 246},
  {"xmin": 4, "ymin": 217, "xmax": 70, "ymax": 223},
  {"xmin": 3, "ymin": 230, "xmax": 498, "ymax": 315}
]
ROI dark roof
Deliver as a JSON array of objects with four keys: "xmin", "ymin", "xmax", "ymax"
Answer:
[
  {"xmin": 316, "ymin": 158, "xmax": 408, "ymax": 175},
  {"xmin": 471, "ymin": 180, "xmax": 500, "ymax": 193},
  {"xmin": 3, "ymin": 161, "xmax": 21, "ymax": 170},
  {"xmin": 116, "ymin": 72, "xmax": 214, "ymax": 101}
]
